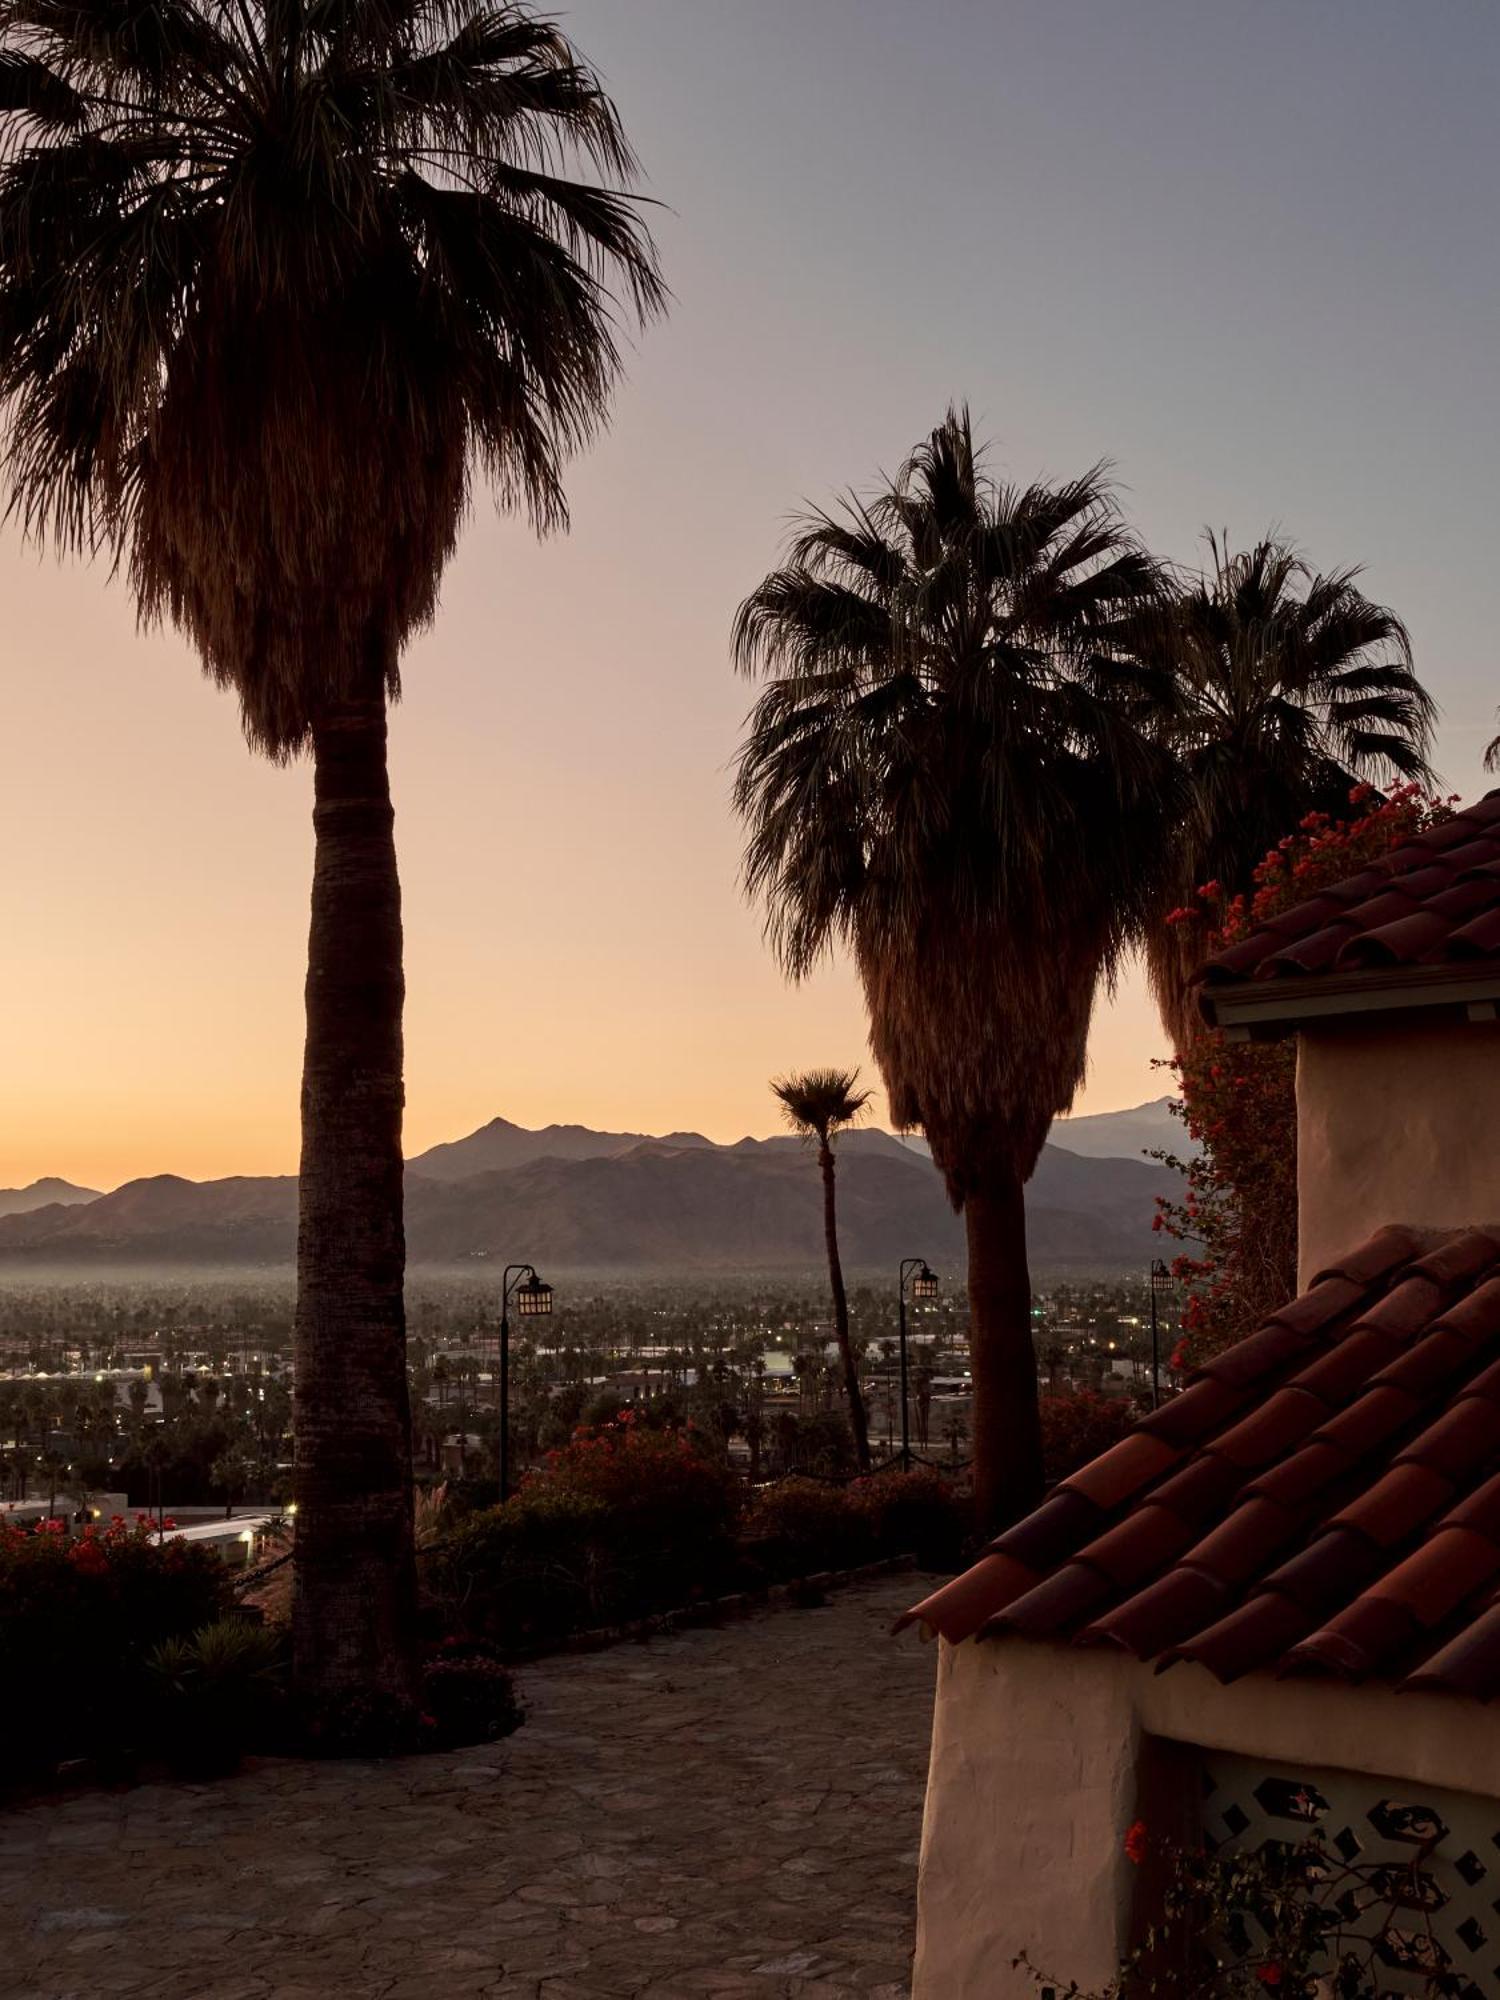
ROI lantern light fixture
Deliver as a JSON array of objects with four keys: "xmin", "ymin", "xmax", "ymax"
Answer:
[{"xmin": 514, "ymin": 1274, "xmax": 554, "ymax": 1319}]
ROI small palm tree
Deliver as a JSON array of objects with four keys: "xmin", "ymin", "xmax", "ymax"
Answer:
[
  {"xmin": 734, "ymin": 407, "xmax": 1177, "ymax": 1530},
  {"xmin": 1145, "ymin": 533, "xmax": 1435, "ymax": 1047},
  {"xmin": 0, "ymin": 0, "xmax": 662, "ymax": 1705},
  {"xmin": 771, "ymin": 1066, "xmax": 873, "ymax": 1470}
]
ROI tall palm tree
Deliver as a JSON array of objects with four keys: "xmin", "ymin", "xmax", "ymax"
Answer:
[
  {"xmin": 771, "ymin": 1065, "xmax": 873, "ymax": 1470},
  {"xmin": 1145, "ymin": 534, "xmax": 1435, "ymax": 1048},
  {"xmin": 0, "ymin": 0, "xmax": 661, "ymax": 1707},
  {"xmin": 734, "ymin": 407, "xmax": 1177, "ymax": 1530}
]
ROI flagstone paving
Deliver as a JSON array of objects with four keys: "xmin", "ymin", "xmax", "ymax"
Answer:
[{"xmin": 0, "ymin": 1574, "xmax": 938, "ymax": 2000}]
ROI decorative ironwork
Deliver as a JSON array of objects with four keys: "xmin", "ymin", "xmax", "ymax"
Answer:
[{"xmin": 1201, "ymin": 1751, "xmax": 1500, "ymax": 1995}]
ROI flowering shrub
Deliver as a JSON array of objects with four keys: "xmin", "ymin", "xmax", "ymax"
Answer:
[
  {"xmin": 849, "ymin": 1464, "xmax": 969, "ymax": 1570},
  {"xmin": 535, "ymin": 1410, "xmax": 741, "ymax": 1543},
  {"xmin": 741, "ymin": 1476, "xmax": 874, "ymax": 1578},
  {"xmin": 426, "ymin": 1414, "xmax": 742, "ymax": 1645},
  {"xmin": 0, "ymin": 1515, "xmax": 234, "ymax": 1784},
  {"xmin": 427, "ymin": 1428, "xmax": 968, "ymax": 1648},
  {"xmin": 530, "ymin": 1410, "xmax": 741, "ymax": 1609},
  {"xmin": 1019, "ymin": 1820, "xmax": 1458, "ymax": 1997},
  {"xmin": 1041, "ymin": 1391, "xmax": 1137, "ymax": 1483},
  {"xmin": 1156, "ymin": 788, "xmax": 1452, "ymax": 1366}
]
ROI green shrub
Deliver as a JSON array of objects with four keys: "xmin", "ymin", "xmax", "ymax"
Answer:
[
  {"xmin": 421, "ymin": 1639, "xmax": 523, "ymax": 1748},
  {"xmin": 426, "ymin": 1486, "xmax": 617, "ymax": 1647},
  {"xmin": 850, "ymin": 1465, "xmax": 968, "ymax": 1568},
  {"xmin": 146, "ymin": 1617, "xmax": 286, "ymax": 1778},
  {"xmin": 299, "ymin": 1687, "xmax": 425, "ymax": 1759},
  {"xmin": 0, "ymin": 1517, "xmax": 235, "ymax": 1785},
  {"xmin": 741, "ymin": 1477, "xmax": 872, "ymax": 1579}
]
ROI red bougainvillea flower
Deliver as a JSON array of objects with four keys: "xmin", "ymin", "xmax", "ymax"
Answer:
[
  {"xmin": 1258, "ymin": 1964, "xmax": 1283, "ymax": 1988},
  {"xmin": 1123, "ymin": 1820, "xmax": 1148, "ymax": 1866},
  {"xmin": 1156, "ymin": 786, "xmax": 1449, "ymax": 1368}
]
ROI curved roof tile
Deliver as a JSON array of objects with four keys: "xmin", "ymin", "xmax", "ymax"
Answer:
[
  {"xmin": 1200, "ymin": 791, "xmax": 1500, "ymax": 993},
  {"xmin": 900, "ymin": 1226, "xmax": 1500, "ymax": 1698}
]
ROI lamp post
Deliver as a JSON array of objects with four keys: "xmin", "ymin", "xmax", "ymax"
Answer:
[
  {"xmin": 897, "ymin": 1259, "xmax": 939, "ymax": 1470},
  {"xmin": 499, "ymin": 1264, "xmax": 552, "ymax": 1502},
  {"xmin": 1148, "ymin": 1258, "xmax": 1172, "ymax": 1410}
]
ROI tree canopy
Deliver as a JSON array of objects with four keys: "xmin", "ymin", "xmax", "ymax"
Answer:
[{"xmin": 0, "ymin": 0, "xmax": 664, "ymax": 751}]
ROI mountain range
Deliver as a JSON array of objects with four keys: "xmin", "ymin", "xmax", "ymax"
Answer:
[
  {"xmin": 0, "ymin": 1101, "xmax": 1179, "ymax": 1272},
  {"xmin": 404, "ymin": 1095, "xmax": 1187, "ymax": 1181}
]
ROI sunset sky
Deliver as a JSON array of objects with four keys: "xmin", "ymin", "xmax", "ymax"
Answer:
[{"xmin": 4, "ymin": 0, "xmax": 1499, "ymax": 1193}]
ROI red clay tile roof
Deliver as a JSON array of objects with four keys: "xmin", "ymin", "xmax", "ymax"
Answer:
[
  {"xmin": 1199, "ymin": 791, "xmax": 1500, "ymax": 993},
  {"xmin": 899, "ymin": 1225, "xmax": 1500, "ymax": 1698}
]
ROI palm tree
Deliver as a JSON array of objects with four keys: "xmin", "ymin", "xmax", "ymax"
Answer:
[
  {"xmin": 1144, "ymin": 534, "xmax": 1435, "ymax": 1048},
  {"xmin": 0, "ymin": 0, "xmax": 662, "ymax": 1707},
  {"xmin": 734, "ymin": 407, "xmax": 1177, "ymax": 1530},
  {"xmin": 771, "ymin": 1066, "xmax": 873, "ymax": 1470}
]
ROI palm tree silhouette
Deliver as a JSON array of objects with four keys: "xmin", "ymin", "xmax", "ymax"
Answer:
[
  {"xmin": 1143, "ymin": 533, "xmax": 1434, "ymax": 1047},
  {"xmin": 0, "ymin": 0, "xmax": 662, "ymax": 1703},
  {"xmin": 734, "ymin": 407, "xmax": 1177, "ymax": 1529},
  {"xmin": 771, "ymin": 1067, "xmax": 873, "ymax": 1470}
]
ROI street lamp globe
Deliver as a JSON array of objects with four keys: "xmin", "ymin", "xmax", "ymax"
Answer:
[{"xmin": 911, "ymin": 1264, "xmax": 940, "ymax": 1301}]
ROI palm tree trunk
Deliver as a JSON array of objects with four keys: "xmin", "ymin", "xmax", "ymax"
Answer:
[
  {"xmin": 819, "ymin": 1142, "xmax": 871, "ymax": 1471},
  {"xmin": 291, "ymin": 668, "xmax": 418, "ymax": 1707},
  {"xmin": 965, "ymin": 1167, "xmax": 1044, "ymax": 1534}
]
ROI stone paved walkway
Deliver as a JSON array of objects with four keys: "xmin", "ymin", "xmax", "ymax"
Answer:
[{"xmin": 0, "ymin": 1575, "xmax": 938, "ymax": 2000}]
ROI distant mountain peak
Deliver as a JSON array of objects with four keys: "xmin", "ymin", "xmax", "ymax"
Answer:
[
  {"xmin": 1049, "ymin": 1095, "xmax": 1193, "ymax": 1160},
  {"xmin": 407, "ymin": 1114, "xmax": 715, "ymax": 1182},
  {"xmin": 0, "ymin": 1176, "xmax": 102, "ymax": 1220}
]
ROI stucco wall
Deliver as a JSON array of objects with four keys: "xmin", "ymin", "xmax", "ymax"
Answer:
[
  {"xmin": 912, "ymin": 1635, "xmax": 1500, "ymax": 2000},
  {"xmin": 1296, "ymin": 1018, "xmax": 1500, "ymax": 1288}
]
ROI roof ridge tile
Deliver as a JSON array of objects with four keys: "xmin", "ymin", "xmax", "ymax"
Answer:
[{"xmin": 1308, "ymin": 1225, "xmax": 1425, "ymax": 1288}]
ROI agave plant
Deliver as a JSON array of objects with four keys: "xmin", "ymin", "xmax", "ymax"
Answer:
[{"xmin": 147, "ymin": 1618, "xmax": 287, "ymax": 1776}]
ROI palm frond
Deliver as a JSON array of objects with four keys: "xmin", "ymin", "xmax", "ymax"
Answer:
[
  {"xmin": 1141, "ymin": 528, "xmax": 1436, "ymax": 1046},
  {"xmin": 0, "ymin": 0, "xmax": 664, "ymax": 754},
  {"xmin": 770, "ymin": 1066, "xmax": 872, "ymax": 1145},
  {"xmin": 732, "ymin": 408, "xmax": 1178, "ymax": 1193}
]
